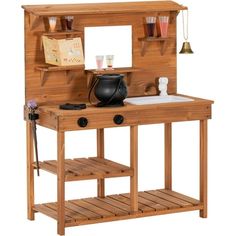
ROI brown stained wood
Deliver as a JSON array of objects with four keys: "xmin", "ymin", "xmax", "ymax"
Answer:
[
  {"xmin": 37, "ymin": 157, "xmax": 133, "ymax": 181},
  {"xmin": 137, "ymin": 195, "xmax": 167, "ymax": 211},
  {"xmin": 77, "ymin": 200, "xmax": 115, "ymax": 218},
  {"xmin": 34, "ymin": 189, "xmax": 201, "ymax": 227},
  {"xmin": 66, "ymin": 205, "xmax": 202, "ymax": 227},
  {"xmin": 74, "ymin": 158, "xmax": 107, "ymax": 174},
  {"xmin": 22, "ymin": 2, "xmax": 187, "ymax": 16},
  {"xmin": 102, "ymin": 197, "xmax": 132, "ymax": 213},
  {"xmin": 108, "ymin": 194, "xmax": 141, "ymax": 213},
  {"xmin": 148, "ymin": 190, "xmax": 192, "ymax": 207},
  {"xmin": 24, "ymin": 3, "xmax": 182, "ymax": 105},
  {"xmin": 29, "ymin": 13, "xmax": 41, "ymax": 30},
  {"xmin": 140, "ymin": 191, "xmax": 179, "ymax": 209},
  {"xmin": 160, "ymin": 189, "xmax": 200, "ymax": 205},
  {"xmin": 34, "ymin": 204, "xmax": 58, "ymax": 220},
  {"xmin": 26, "ymin": 122, "xmax": 35, "ymax": 220},
  {"xmin": 139, "ymin": 37, "xmax": 169, "ymax": 56},
  {"xmin": 57, "ymin": 131, "xmax": 65, "ymax": 235},
  {"xmin": 200, "ymin": 120, "xmax": 207, "ymax": 218},
  {"xmin": 47, "ymin": 203, "xmax": 78, "ymax": 222},
  {"xmin": 66, "ymin": 201, "xmax": 101, "ymax": 220},
  {"xmin": 36, "ymin": 65, "xmax": 85, "ymax": 72},
  {"xmin": 31, "ymin": 99, "xmax": 214, "ymax": 131},
  {"xmin": 121, "ymin": 193, "xmax": 156, "ymax": 213},
  {"xmin": 97, "ymin": 128, "xmax": 105, "ymax": 198},
  {"xmin": 165, "ymin": 123, "xmax": 172, "ymax": 190},
  {"xmin": 130, "ymin": 126, "xmax": 138, "ymax": 212},
  {"xmin": 83, "ymin": 198, "xmax": 128, "ymax": 216},
  {"xmin": 89, "ymin": 157, "xmax": 130, "ymax": 171}
]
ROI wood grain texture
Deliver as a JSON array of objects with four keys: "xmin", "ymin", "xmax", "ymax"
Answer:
[
  {"xmin": 130, "ymin": 126, "xmax": 138, "ymax": 212},
  {"xmin": 165, "ymin": 123, "xmax": 172, "ymax": 189},
  {"xmin": 200, "ymin": 120, "xmax": 207, "ymax": 218},
  {"xmin": 57, "ymin": 131, "xmax": 65, "ymax": 235},
  {"xmin": 22, "ymin": 1, "xmax": 187, "ymax": 16},
  {"xmin": 26, "ymin": 122, "xmax": 35, "ymax": 220},
  {"xmin": 35, "ymin": 98, "xmax": 212, "ymax": 131},
  {"xmin": 97, "ymin": 129, "xmax": 105, "ymax": 198},
  {"xmin": 34, "ymin": 157, "xmax": 133, "ymax": 181},
  {"xmin": 33, "ymin": 189, "xmax": 202, "ymax": 228},
  {"xmin": 24, "ymin": 7, "xmax": 179, "ymax": 105}
]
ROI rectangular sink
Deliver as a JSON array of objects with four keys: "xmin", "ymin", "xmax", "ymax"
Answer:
[{"xmin": 125, "ymin": 95, "xmax": 194, "ymax": 105}]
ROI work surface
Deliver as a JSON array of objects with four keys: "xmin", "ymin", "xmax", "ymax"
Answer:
[{"xmin": 26, "ymin": 94, "xmax": 213, "ymax": 131}]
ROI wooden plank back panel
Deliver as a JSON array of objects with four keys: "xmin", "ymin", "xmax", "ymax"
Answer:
[{"xmin": 24, "ymin": 10, "xmax": 178, "ymax": 105}]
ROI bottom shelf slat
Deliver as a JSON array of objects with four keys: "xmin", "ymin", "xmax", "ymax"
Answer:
[{"xmin": 33, "ymin": 189, "xmax": 203, "ymax": 227}]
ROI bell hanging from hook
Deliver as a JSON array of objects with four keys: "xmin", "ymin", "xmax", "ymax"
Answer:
[
  {"xmin": 179, "ymin": 41, "xmax": 193, "ymax": 54},
  {"xmin": 179, "ymin": 9, "xmax": 193, "ymax": 54}
]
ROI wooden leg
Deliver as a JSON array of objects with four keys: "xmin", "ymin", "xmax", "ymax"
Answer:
[
  {"xmin": 26, "ymin": 121, "xmax": 35, "ymax": 220},
  {"xmin": 130, "ymin": 126, "xmax": 138, "ymax": 212},
  {"xmin": 200, "ymin": 120, "xmax": 208, "ymax": 218},
  {"xmin": 97, "ymin": 128, "xmax": 105, "ymax": 198},
  {"xmin": 57, "ymin": 131, "xmax": 65, "ymax": 235},
  {"xmin": 165, "ymin": 123, "xmax": 172, "ymax": 190}
]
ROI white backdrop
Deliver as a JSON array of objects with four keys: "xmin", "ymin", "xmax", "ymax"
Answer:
[{"xmin": 0, "ymin": 0, "xmax": 235, "ymax": 235}]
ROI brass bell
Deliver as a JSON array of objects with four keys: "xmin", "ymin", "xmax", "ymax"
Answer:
[{"xmin": 179, "ymin": 41, "xmax": 193, "ymax": 54}]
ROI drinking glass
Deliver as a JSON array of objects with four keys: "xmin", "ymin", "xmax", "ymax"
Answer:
[
  {"xmin": 145, "ymin": 16, "xmax": 156, "ymax": 37},
  {"xmin": 106, "ymin": 55, "xmax": 114, "ymax": 69},
  {"xmin": 65, "ymin": 16, "xmax": 74, "ymax": 31},
  {"xmin": 159, "ymin": 16, "xmax": 169, "ymax": 38},
  {"xmin": 60, "ymin": 16, "xmax": 67, "ymax": 31},
  {"xmin": 48, "ymin": 17, "xmax": 57, "ymax": 32},
  {"xmin": 96, "ymin": 55, "xmax": 104, "ymax": 70}
]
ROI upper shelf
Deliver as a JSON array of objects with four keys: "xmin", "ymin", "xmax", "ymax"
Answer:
[{"xmin": 22, "ymin": 1, "xmax": 187, "ymax": 16}]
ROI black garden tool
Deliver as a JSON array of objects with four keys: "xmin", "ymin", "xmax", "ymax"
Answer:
[{"xmin": 27, "ymin": 100, "xmax": 40, "ymax": 176}]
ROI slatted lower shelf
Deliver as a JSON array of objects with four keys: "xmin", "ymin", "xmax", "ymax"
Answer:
[
  {"xmin": 34, "ymin": 157, "xmax": 133, "ymax": 181},
  {"xmin": 34, "ymin": 189, "xmax": 203, "ymax": 227}
]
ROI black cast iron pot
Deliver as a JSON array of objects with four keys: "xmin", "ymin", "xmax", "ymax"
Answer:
[{"xmin": 89, "ymin": 74, "xmax": 128, "ymax": 107}]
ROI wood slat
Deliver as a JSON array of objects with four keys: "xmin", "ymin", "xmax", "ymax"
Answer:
[
  {"xmin": 74, "ymin": 158, "xmax": 107, "ymax": 175},
  {"xmin": 87, "ymin": 158, "xmax": 122, "ymax": 173},
  {"xmin": 37, "ymin": 158, "xmax": 132, "ymax": 181},
  {"xmin": 103, "ymin": 197, "xmax": 132, "ymax": 213},
  {"xmin": 108, "ymin": 194, "xmax": 141, "ymax": 212},
  {"xmin": 159, "ymin": 189, "xmax": 200, "ymax": 205},
  {"xmin": 47, "ymin": 203, "xmax": 85, "ymax": 221},
  {"xmin": 121, "ymin": 193, "xmax": 156, "ymax": 213},
  {"xmin": 73, "ymin": 199, "xmax": 114, "ymax": 218},
  {"xmin": 66, "ymin": 201, "xmax": 100, "ymax": 220},
  {"xmin": 89, "ymin": 157, "xmax": 130, "ymax": 171},
  {"xmin": 140, "ymin": 191, "xmax": 179, "ymax": 209},
  {"xmin": 64, "ymin": 159, "xmax": 93, "ymax": 176},
  {"xmin": 34, "ymin": 204, "xmax": 58, "ymax": 220},
  {"xmin": 83, "ymin": 198, "xmax": 128, "ymax": 216},
  {"xmin": 34, "ymin": 189, "xmax": 202, "ymax": 225},
  {"xmin": 138, "ymin": 195, "xmax": 167, "ymax": 211},
  {"xmin": 148, "ymin": 190, "xmax": 192, "ymax": 207}
]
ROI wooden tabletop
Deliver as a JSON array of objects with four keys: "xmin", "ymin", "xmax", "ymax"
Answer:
[
  {"xmin": 38, "ymin": 94, "xmax": 213, "ymax": 117},
  {"xmin": 22, "ymin": 1, "xmax": 187, "ymax": 16}
]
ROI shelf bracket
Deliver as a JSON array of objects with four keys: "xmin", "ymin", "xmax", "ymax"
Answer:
[
  {"xmin": 141, "ymin": 41, "xmax": 147, "ymax": 57},
  {"xmin": 29, "ymin": 13, "xmax": 41, "ymax": 31},
  {"xmin": 40, "ymin": 71, "xmax": 47, "ymax": 86},
  {"xmin": 160, "ymin": 41, "xmax": 167, "ymax": 56}
]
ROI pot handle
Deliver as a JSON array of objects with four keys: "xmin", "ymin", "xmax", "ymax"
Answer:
[{"xmin": 88, "ymin": 76, "xmax": 99, "ymax": 105}]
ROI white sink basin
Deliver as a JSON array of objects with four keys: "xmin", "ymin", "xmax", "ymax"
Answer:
[{"xmin": 125, "ymin": 95, "xmax": 194, "ymax": 105}]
